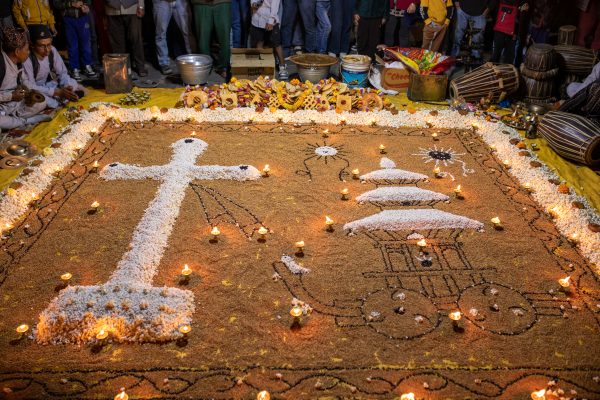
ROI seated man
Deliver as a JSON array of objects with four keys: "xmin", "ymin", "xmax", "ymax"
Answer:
[
  {"xmin": 24, "ymin": 25, "xmax": 84, "ymax": 109},
  {"xmin": 0, "ymin": 26, "xmax": 48, "ymax": 131}
]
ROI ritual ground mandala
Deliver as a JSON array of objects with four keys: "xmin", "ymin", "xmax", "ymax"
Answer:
[{"xmin": 0, "ymin": 107, "xmax": 599, "ymax": 399}]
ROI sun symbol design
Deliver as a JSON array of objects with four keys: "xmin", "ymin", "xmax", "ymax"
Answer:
[
  {"xmin": 412, "ymin": 145, "xmax": 474, "ymax": 178},
  {"xmin": 297, "ymin": 141, "xmax": 351, "ymax": 181},
  {"xmin": 304, "ymin": 142, "xmax": 348, "ymax": 164}
]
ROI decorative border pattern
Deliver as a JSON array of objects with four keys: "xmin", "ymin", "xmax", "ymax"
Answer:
[{"xmin": 1, "ymin": 105, "xmax": 597, "ymax": 268}]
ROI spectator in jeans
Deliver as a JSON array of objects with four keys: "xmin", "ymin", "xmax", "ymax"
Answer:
[
  {"xmin": 104, "ymin": 0, "xmax": 147, "ymax": 77},
  {"xmin": 281, "ymin": 0, "xmax": 317, "ymax": 56},
  {"xmin": 250, "ymin": 0, "xmax": 287, "ymax": 79},
  {"xmin": 53, "ymin": 0, "xmax": 98, "ymax": 81},
  {"xmin": 0, "ymin": 0, "xmax": 13, "ymax": 40},
  {"xmin": 153, "ymin": 0, "xmax": 195, "ymax": 75},
  {"xmin": 24, "ymin": 24, "xmax": 85, "ymax": 108},
  {"xmin": 328, "ymin": 0, "xmax": 354, "ymax": 56},
  {"xmin": 354, "ymin": 0, "xmax": 389, "ymax": 61},
  {"xmin": 231, "ymin": 0, "xmax": 250, "ymax": 47},
  {"xmin": 384, "ymin": 0, "xmax": 419, "ymax": 47},
  {"xmin": 420, "ymin": 0, "xmax": 453, "ymax": 52},
  {"xmin": 192, "ymin": 0, "xmax": 231, "ymax": 77},
  {"xmin": 451, "ymin": 0, "xmax": 490, "ymax": 59},
  {"xmin": 316, "ymin": 0, "xmax": 331, "ymax": 54},
  {"xmin": 0, "ymin": 26, "xmax": 50, "ymax": 130}
]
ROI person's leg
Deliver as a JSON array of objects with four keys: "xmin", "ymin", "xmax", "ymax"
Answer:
[
  {"xmin": 194, "ymin": 4, "xmax": 213, "ymax": 57},
  {"xmin": 367, "ymin": 17, "xmax": 380, "ymax": 60},
  {"xmin": 356, "ymin": 16, "xmax": 369, "ymax": 56},
  {"xmin": 125, "ymin": 14, "xmax": 146, "ymax": 73},
  {"xmin": 471, "ymin": 13, "xmax": 486, "ymax": 58},
  {"xmin": 78, "ymin": 15, "xmax": 93, "ymax": 68},
  {"xmin": 576, "ymin": 2, "xmax": 597, "ymax": 47},
  {"xmin": 422, "ymin": 23, "xmax": 434, "ymax": 50},
  {"xmin": 340, "ymin": 0, "xmax": 354, "ymax": 55},
  {"xmin": 87, "ymin": 8, "xmax": 99, "ymax": 66},
  {"xmin": 591, "ymin": 17, "xmax": 600, "ymax": 50},
  {"xmin": 384, "ymin": 14, "xmax": 398, "ymax": 46},
  {"xmin": 231, "ymin": 0, "xmax": 241, "ymax": 48},
  {"xmin": 430, "ymin": 23, "xmax": 447, "ymax": 52},
  {"xmin": 328, "ymin": 0, "xmax": 342, "ymax": 54},
  {"xmin": 398, "ymin": 15, "xmax": 412, "ymax": 47},
  {"xmin": 505, "ymin": 35, "xmax": 516, "ymax": 64},
  {"xmin": 451, "ymin": 8, "xmax": 467, "ymax": 57},
  {"xmin": 281, "ymin": 0, "xmax": 298, "ymax": 57},
  {"xmin": 173, "ymin": 0, "xmax": 196, "ymax": 53},
  {"xmin": 64, "ymin": 16, "xmax": 81, "ymax": 70},
  {"xmin": 213, "ymin": 2, "xmax": 232, "ymax": 72},
  {"xmin": 153, "ymin": 0, "xmax": 172, "ymax": 67},
  {"xmin": 315, "ymin": 0, "xmax": 331, "ymax": 53},
  {"xmin": 298, "ymin": 0, "xmax": 317, "ymax": 53},
  {"xmin": 238, "ymin": 0, "xmax": 250, "ymax": 48},
  {"xmin": 107, "ymin": 15, "xmax": 127, "ymax": 53}
]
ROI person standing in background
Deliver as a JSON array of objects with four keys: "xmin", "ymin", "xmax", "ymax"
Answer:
[
  {"xmin": 490, "ymin": 0, "xmax": 528, "ymax": 63},
  {"xmin": 153, "ymin": 0, "xmax": 195, "ymax": 75},
  {"xmin": 104, "ymin": 0, "xmax": 147, "ymax": 77},
  {"xmin": 384, "ymin": 0, "xmax": 419, "ymax": 47},
  {"xmin": 0, "ymin": 0, "xmax": 14, "ymax": 39},
  {"xmin": 231, "ymin": 0, "xmax": 250, "ymax": 47},
  {"xmin": 577, "ymin": 0, "xmax": 600, "ymax": 50},
  {"xmin": 328, "ymin": 0, "xmax": 354, "ymax": 57},
  {"xmin": 451, "ymin": 0, "xmax": 489, "ymax": 59},
  {"xmin": 354, "ymin": 0, "xmax": 389, "ymax": 61},
  {"xmin": 420, "ymin": 0, "xmax": 453, "ymax": 52},
  {"xmin": 12, "ymin": 0, "xmax": 57, "ymax": 34},
  {"xmin": 53, "ymin": 0, "xmax": 98, "ymax": 81},
  {"xmin": 250, "ymin": 0, "xmax": 288, "ymax": 79},
  {"xmin": 281, "ymin": 0, "xmax": 317, "ymax": 56},
  {"xmin": 192, "ymin": 0, "xmax": 231, "ymax": 78},
  {"xmin": 315, "ymin": 0, "xmax": 331, "ymax": 53}
]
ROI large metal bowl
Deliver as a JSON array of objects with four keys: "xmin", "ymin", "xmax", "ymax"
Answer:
[
  {"xmin": 289, "ymin": 54, "xmax": 338, "ymax": 83},
  {"xmin": 176, "ymin": 54, "xmax": 213, "ymax": 85}
]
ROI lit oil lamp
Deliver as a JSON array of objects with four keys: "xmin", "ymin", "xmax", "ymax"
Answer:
[
  {"xmin": 433, "ymin": 167, "xmax": 442, "ymax": 179},
  {"xmin": 523, "ymin": 182, "xmax": 533, "ymax": 193},
  {"xmin": 416, "ymin": 239, "xmax": 427, "ymax": 249},
  {"xmin": 352, "ymin": 168, "xmax": 360, "ymax": 180},
  {"xmin": 96, "ymin": 328, "xmax": 109, "ymax": 340},
  {"xmin": 91, "ymin": 160, "xmax": 99, "ymax": 173},
  {"xmin": 530, "ymin": 389, "xmax": 546, "ymax": 400},
  {"xmin": 454, "ymin": 184, "xmax": 464, "ymax": 200},
  {"xmin": 89, "ymin": 201, "xmax": 100, "ymax": 214},
  {"xmin": 179, "ymin": 324, "xmax": 192, "ymax": 335},
  {"xmin": 449, "ymin": 310, "xmax": 463, "ymax": 332},
  {"xmin": 210, "ymin": 226, "xmax": 221, "ymax": 241},
  {"xmin": 262, "ymin": 164, "xmax": 270, "ymax": 177},
  {"xmin": 431, "ymin": 132, "xmax": 439, "ymax": 141},
  {"xmin": 340, "ymin": 188, "xmax": 349, "ymax": 201},
  {"xmin": 181, "ymin": 264, "xmax": 193, "ymax": 277},
  {"xmin": 257, "ymin": 390, "xmax": 271, "ymax": 400},
  {"xmin": 491, "ymin": 217, "xmax": 503, "ymax": 231},
  {"xmin": 558, "ymin": 276, "xmax": 571, "ymax": 289},
  {"xmin": 569, "ymin": 233, "xmax": 579, "ymax": 244},
  {"xmin": 60, "ymin": 272, "xmax": 73, "ymax": 284},
  {"xmin": 339, "ymin": 117, "xmax": 347, "ymax": 125},
  {"xmin": 502, "ymin": 159, "xmax": 511, "ymax": 169},
  {"xmin": 322, "ymin": 129, "xmax": 329, "ymax": 138},
  {"xmin": 294, "ymin": 241, "xmax": 305, "ymax": 255},
  {"xmin": 258, "ymin": 226, "xmax": 269, "ymax": 241},
  {"xmin": 16, "ymin": 324, "xmax": 29, "ymax": 335},
  {"xmin": 114, "ymin": 388, "xmax": 129, "ymax": 400},
  {"xmin": 379, "ymin": 144, "xmax": 386, "ymax": 154},
  {"xmin": 325, "ymin": 216, "xmax": 334, "ymax": 232},
  {"xmin": 549, "ymin": 206, "xmax": 560, "ymax": 219},
  {"xmin": 400, "ymin": 393, "xmax": 416, "ymax": 400}
]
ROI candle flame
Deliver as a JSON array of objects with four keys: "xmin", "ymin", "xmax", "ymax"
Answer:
[
  {"xmin": 181, "ymin": 264, "xmax": 192, "ymax": 276},
  {"xmin": 96, "ymin": 328, "xmax": 108, "ymax": 340},
  {"xmin": 352, "ymin": 168, "xmax": 359, "ymax": 175},
  {"xmin": 16, "ymin": 324, "xmax": 29, "ymax": 334},
  {"xmin": 558, "ymin": 276, "xmax": 571, "ymax": 288},
  {"xmin": 400, "ymin": 393, "xmax": 415, "ymax": 400},
  {"xmin": 449, "ymin": 310, "xmax": 462, "ymax": 321},
  {"xmin": 491, "ymin": 217, "xmax": 501, "ymax": 224},
  {"xmin": 211, "ymin": 226, "xmax": 221, "ymax": 236},
  {"xmin": 179, "ymin": 324, "xmax": 191, "ymax": 334},
  {"xmin": 263, "ymin": 164, "xmax": 270, "ymax": 172},
  {"xmin": 61, "ymin": 272, "xmax": 72, "ymax": 281},
  {"xmin": 325, "ymin": 216, "xmax": 333, "ymax": 225},
  {"xmin": 114, "ymin": 388, "xmax": 128, "ymax": 400},
  {"xmin": 257, "ymin": 390, "xmax": 271, "ymax": 400},
  {"xmin": 295, "ymin": 241, "xmax": 305, "ymax": 248},
  {"xmin": 258, "ymin": 226, "xmax": 269, "ymax": 235},
  {"xmin": 91, "ymin": 201, "xmax": 100, "ymax": 208},
  {"xmin": 341, "ymin": 188, "xmax": 349, "ymax": 195},
  {"xmin": 290, "ymin": 306, "xmax": 303, "ymax": 318},
  {"xmin": 416, "ymin": 239, "xmax": 427, "ymax": 247},
  {"xmin": 530, "ymin": 389, "xmax": 546, "ymax": 400},
  {"xmin": 379, "ymin": 144, "xmax": 385, "ymax": 150},
  {"xmin": 433, "ymin": 167, "xmax": 440, "ymax": 174},
  {"xmin": 455, "ymin": 185, "xmax": 461, "ymax": 192}
]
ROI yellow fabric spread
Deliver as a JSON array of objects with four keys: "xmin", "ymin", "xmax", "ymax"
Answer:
[{"xmin": 1, "ymin": 87, "xmax": 598, "ymax": 213}]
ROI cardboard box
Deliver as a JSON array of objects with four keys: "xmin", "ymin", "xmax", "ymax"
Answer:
[
  {"xmin": 230, "ymin": 48, "xmax": 275, "ymax": 79},
  {"xmin": 381, "ymin": 65, "xmax": 410, "ymax": 92}
]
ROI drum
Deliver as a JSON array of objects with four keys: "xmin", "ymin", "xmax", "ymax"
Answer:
[
  {"xmin": 522, "ymin": 75, "xmax": 555, "ymax": 103},
  {"xmin": 524, "ymin": 44, "xmax": 557, "ymax": 72},
  {"xmin": 538, "ymin": 111, "xmax": 600, "ymax": 166},
  {"xmin": 520, "ymin": 65, "xmax": 560, "ymax": 80},
  {"xmin": 554, "ymin": 45, "xmax": 598, "ymax": 76},
  {"xmin": 558, "ymin": 25, "xmax": 577, "ymax": 45},
  {"xmin": 449, "ymin": 62, "xmax": 519, "ymax": 102}
]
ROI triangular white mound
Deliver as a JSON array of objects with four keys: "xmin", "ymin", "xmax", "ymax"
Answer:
[
  {"xmin": 281, "ymin": 255, "xmax": 310, "ymax": 275},
  {"xmin": 344, "ymin": 209, "xmax": 483, "ymax": 232},
  {"xmin": 355, "ymin": 187, "xmax": 449, "ymax": 204},
  {"xmin": 360, "ymin": 169, "xmax": 428, "ymax": 183},
  {"xmin": 380, "ymin": 157, "xmax": 396, "ymax": 169}
]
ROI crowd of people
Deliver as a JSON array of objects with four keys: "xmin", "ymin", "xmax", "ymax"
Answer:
[{"xmin": 0, "ymin": 0, "xmax": 598, "ymax": 130}]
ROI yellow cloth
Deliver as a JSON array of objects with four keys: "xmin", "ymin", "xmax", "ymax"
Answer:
[
  {"xmin": 1, "ymin": 88, "xmax": 598, "ymax": 215},
  {"xmin": 422, "ymin": 0, "xmax": 452, "ymax": 25},
  {"xmin": 13, "ymin": 0, "xmax": 56, "ymax": 30}
]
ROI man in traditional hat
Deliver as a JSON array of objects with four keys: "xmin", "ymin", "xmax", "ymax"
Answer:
[
  {"xmin": 0, "ymin": 26, "xmax": 49, "ymax": 130},
  {"xmin": 23, "ymin": 25, "xmax": 84, "ymax": 109}
]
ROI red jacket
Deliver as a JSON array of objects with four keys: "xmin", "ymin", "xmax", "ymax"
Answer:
[{"xmin": 390, "ymin": 0, "xmax": 420, "ymax": 10}]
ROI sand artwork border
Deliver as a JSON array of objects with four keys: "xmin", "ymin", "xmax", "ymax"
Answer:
[{"xmin": 0, "ymin": 105, "xmax": 599, "ymax": 398}]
